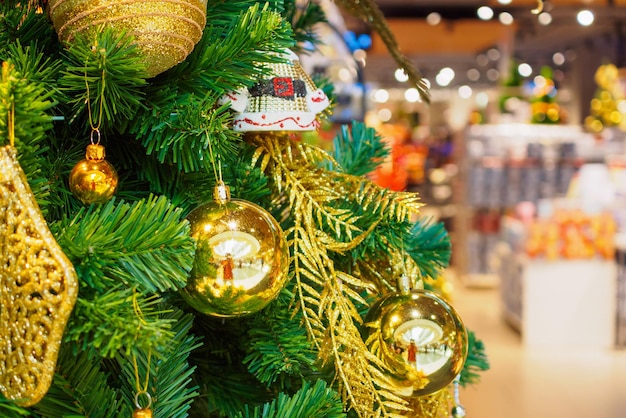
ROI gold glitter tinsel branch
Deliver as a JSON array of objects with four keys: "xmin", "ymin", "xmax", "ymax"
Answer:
[
  {"xmin": 333, "ymin": 0, "xmax": 430, "ymax": 103},
  {"xmin": 249, "ymin": 133, "xmax": 433, "ymax": 417}
]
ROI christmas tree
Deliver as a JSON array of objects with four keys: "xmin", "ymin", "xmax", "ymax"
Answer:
[
  {"xmin": 0, "ymin": 0, "xmax": 487, "ymax": 417},
  {"xmin": 584, "ymin": 62, "xmax": 626, "ymax": 133}
]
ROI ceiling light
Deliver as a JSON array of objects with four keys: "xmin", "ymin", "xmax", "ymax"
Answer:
[
  {"xmin": 395, "ymin": 68, "xmax": 409, "ymax": 82},
  {"xmin": 518, "ymin": 63, "xmax": 533, "ymax": 77},
  {"xmin": 436, "ymin": 67, "xmax": 455, "ymax": 87},
  {"xmin": 498, "ymin": 0, "xmax": 512, "ymax": 4},
  {"xmin": 405, "ymin": 88, "xmax": 421, "ymax": 103},
  {"xmin": 477, "ymin": 6, "xmax": 494, "ymax": 20},
  {"xmin": 499, "ymin": 12, "xmax": 514, "ymax": 25},
  {"xmin": 338, "ymin": 68, "xmax": 353, "ymax": 83},
  {"xmin": 553, "ymin": 52, "xmax": 565, "ymax": 66},
  {"xmin": 467, "ymin": 68, "xmax": 480, "ymax": 81},
  {"xmin": 538, "ymin": 12, "xmax": 552, "ymax": 25},
  {"xmin": 577, "ymin": 10, "xmax": 594, "ymax": 26},
  {"xmin": 372, "ymin": 89, "xmax": 389, "ymax": 103},
  {"xmin": 487, "ymin": 48, "xmax": 501, "ymax": 61},
  {"xmin": 426, "ymin": 12, "xmax": 442, "ymax": 26},
  {"xmin": 476, "ymin": 92, "xmax": 489, "ymax": 108},
  {"xmin": 476, "ymin": 54, "xmax": 489, "ymax": 66},
  {"xmin": 486, "ymin": 68, "xmax": 500, "ymax": 81},
  {"xmin": 458, "ymin": 85, "xmax": 472, "ymax": 99},
  {"xmin": 377, "ymin": 108, "xmax": 392, "ymax": 122}
]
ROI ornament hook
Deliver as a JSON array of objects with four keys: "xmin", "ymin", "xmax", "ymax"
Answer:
[{"xmin": 531, "ymin": 0, "xmax": 544, "ymax": 14}]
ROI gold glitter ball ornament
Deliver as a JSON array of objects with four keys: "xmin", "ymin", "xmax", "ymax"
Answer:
[
  {"xmin": 0, "ymin": 145, "xmax": 79, "ymax": 406},
  {"xmin": 180, "ymin": 182, "xmax": 289, "ymax": 317},
  {"xmin": 365, "ymin": 289, "xmax": 468, "ymax": 398},
  {"xmin": 47, "ymin": 0, "xmax": 207, "ymax": 77},
  {"xmin": 69, "ymin": 143, "xmax": 118, "ymax": 204}
]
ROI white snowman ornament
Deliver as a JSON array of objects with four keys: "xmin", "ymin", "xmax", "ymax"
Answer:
[{"xmin": 222, "ymin": 49, "xmax": 330, "ymax": 132}]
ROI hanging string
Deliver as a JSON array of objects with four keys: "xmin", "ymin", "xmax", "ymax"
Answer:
[
  {"xmin": 8, "ymin": 102, "xmax": 14, "ymax": 147},
  {"xmin": 84, "ymin": 42, "xmax": 106, "ymax": 140},
  {"xmin": 132, "ymin": 351, "xmax": 152, "ymax": 409},
  {"xmin": 204, "ymin": 130, "xmax": 222, "ymax": 184},
  {"xmin": 131, "ymin": 289, "xmax": 152, "ymax": 410},
  {"xmin": 204, "ymin": 128, "xmax": 230, "ymax": 202}
]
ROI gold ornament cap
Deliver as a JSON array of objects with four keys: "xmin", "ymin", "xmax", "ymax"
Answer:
[
  {"xmin": 85, "ymin": 143, "xmax": 106, "ymax": 161},
  {"xmin": 133, "ymin": 408, "xmax": 153, "ymax": 418},
  {"xmin": 213, "ymin": 181, "xmax": 231, "ymax": 204}
]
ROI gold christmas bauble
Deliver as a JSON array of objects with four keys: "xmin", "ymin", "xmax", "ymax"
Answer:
[
  {"xmin": 180, "ymin": 185, "xmax": 289, "ymax": 317},
  {"xmin": 69, "ymin": 144, "xmax": 118, "ymax": 204},
  {"xmin": 48, "ymin": 0, "xmax": 207, "ymax": 77},
  {"xmin": 365, "ymin": 289, "xmax": 468, "ymax": 397}
]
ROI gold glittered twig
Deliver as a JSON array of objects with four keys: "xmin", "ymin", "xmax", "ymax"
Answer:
[{"xmin": 333, "ymin": 0, "xmax": 430, "ymax": 103}]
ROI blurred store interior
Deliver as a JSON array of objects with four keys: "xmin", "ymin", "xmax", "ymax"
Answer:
[{"xmin": 303, "ymin": 1, "xmax": 626, "ymax": 416}]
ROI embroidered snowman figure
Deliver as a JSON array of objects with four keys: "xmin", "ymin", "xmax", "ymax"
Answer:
[{"xmin": 222, "ymin": 49, "xmax": 330, "ymax": 132}]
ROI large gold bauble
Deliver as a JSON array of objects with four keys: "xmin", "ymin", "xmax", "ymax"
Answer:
[
  {"xmin": 180, "ymin": 192, "xmax": 289, "ymax": 317},
  {"xmin": 69, "ymin": 144, "xmax": 118, "ymax": 204},
  {"xmin": 48, "ymin": 0, "xmax": 207, "ymax": 77},
  {"xmin": 365, "ymin": 289, "xmax": 468, "ymax": 397}
]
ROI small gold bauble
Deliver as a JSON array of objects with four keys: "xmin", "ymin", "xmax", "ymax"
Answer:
[
  {"xmin": 180, "ymin": 188, "xmax": 289, "ymax": 317},
  {"xmin": 365, "ymin": 289, "xmax": 468, "ymax": 397},
  {"xmin": 133, "ymin": 408, "xmax": 153, "ymax": 418},
  {"xmin": 69, "ymin": 144, "xmax": 118, "ymax": 204},
  {"xmin": 48, "ymin": 0, "xmax": 207, "ymax": 77}
]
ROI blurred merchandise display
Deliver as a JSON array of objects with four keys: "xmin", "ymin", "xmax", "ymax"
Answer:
[{"xmin": 454, "ymin": 123, "xmax": 626, "ymax": 286}]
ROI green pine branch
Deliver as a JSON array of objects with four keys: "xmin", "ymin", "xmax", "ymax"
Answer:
[
  {"xmin": 0, "ymin": 1, "xmax": 58, "ymax": 53},
  {"xmin": 127, "ymin": 3, "xmax": 294, "ymax": 173},
  {"xmin": 243, "ymin": 292, "xmax": 318, "ymax": 389},
  {"xmin": 31, "ymin": 347, "xmax": 131, "ymax": 417},
  {"xmin": 0, "ymin": 394, "xmax": 31, "ymax": 418},
  {"xmin": 118, "ymin": 310, "xmax": 201, "ymax": 418},
  {"xmin": 52, "ymin": 195, "xmax": 194, "ymax": 293},
  {"xmin": 234, "ymin": 380, "xmax": 345, "ymax": 418},
  {"xmin": 65, "ymin": 287, "xmax": 177, "ymax": 358},
  {"xmin": 0, "ymin": 55, "xmax": 56, "ymax": 210},
  {"xmin": 59, "ymin": 27, "xmax": 147, "ymax": 131},
  {"xmin": 283, "ymin": 0, "xmax": 327, "ymax": 53},
  {"xmin": 460, "ymin": 330, "xmax": 490, "ymax": 386},
  {"xmin": 328, "ymin": 121, "xmax": 390, "ymax": 177},
  {"xmin": 150, "ymin": 3, "xmax": 293, "ymax": 96},
  {"xmin": 405, "ymin": 218, "xmax": 451, "ymax": 280}
]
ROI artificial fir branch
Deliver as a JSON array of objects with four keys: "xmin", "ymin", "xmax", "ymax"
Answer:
[
  {"xmin": 65, "ymin": 288, "xmax": 177, "ymax": 358},
  {"xmin": 31, "ymin": 347, "xmax": 131, "ymax": 417},
  {"xmin": 328, "ymin": 121, "xmax": 390, "ymax": 176},
  {"xmin": 460, "ymin": 331, "xmax": 490, "ymax": 386},
  {"xmin": 0, "ymin": 1, "xmax": 58, "ymax": 53},
  {"xmin": 59, "ymin": 28, "xmax": 147, "ymax": 131},
  {"xmin": 283, "ymin": 0, "xmax": 328, "ymax": 53},
  {"xmin": 118, "ymin": 310, "xmax": 201, "ymax": 418},
  {"xmin": 243, "ymin": 292, "xmax": 318, "ymax": 389},
  {"xmin": 3, "ymin": 42, "xmax": 63, "ymax": 100},
  {"xmin": 0, "ymin": 394, "xmax": 30, "ymax": 418},
  {"xmin": 0, "ymin": 60, "xmax": 55, "ymax": 210},
  {"xmin": 405, "ymin": 218, "xmax": 451, "ymax": 281},
  {"xmin": 152, "ymin": 3, "xmax": 293, "ymax": 96},
  {"xmin": 234, "ymin": 380, "xmax": 345, "ymax": 418},
  {"xmin": 52, "ymin": 195, "xmax": 194, "ymax": 293}
]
